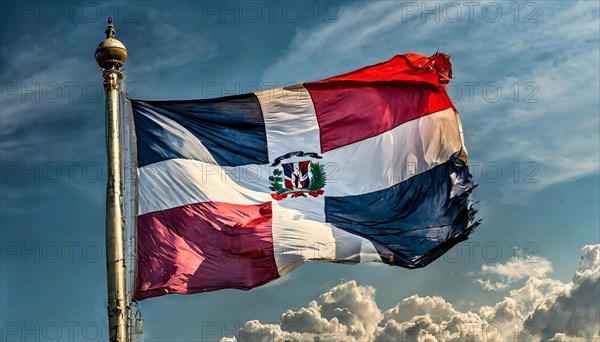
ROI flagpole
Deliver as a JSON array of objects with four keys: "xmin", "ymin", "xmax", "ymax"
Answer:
[{"xmin": 95, "ymin": 17, "xmax": 129, "ymax": 342}]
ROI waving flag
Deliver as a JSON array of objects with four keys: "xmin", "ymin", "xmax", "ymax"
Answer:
[{"xmin": 131, "ymin": 53, "xmax": 478, "ymax": 300}]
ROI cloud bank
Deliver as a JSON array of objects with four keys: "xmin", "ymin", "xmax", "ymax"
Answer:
[
  {"xmin": 476, "ymin": 256, "xmax": 553, "ymax": 291},
  {"xmin": 222, "ymin": 245, "xmax": 599, "ymax": 341}
]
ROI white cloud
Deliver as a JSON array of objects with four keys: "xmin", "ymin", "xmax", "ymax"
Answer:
[
  {"xmin": 260, "ymin": 1, "xmax": 402, "ymax": 83},
  {"xmin": 225, "ymin": 280, "xmax": 382, "ymax": 342},
  {"xmin": 222, "ymin": 245, "xmax": 600, "ymax": 342},
  {"xmin": 478, "ymin": 276, "xmax": 567, "ymax": 325},
  {"xmin": 524, "ymin": 245, "xmax": 600, "ymax": 341},
  {"xmin": 378, "ymin": 295, "xmax": 489, "ymax": 342},
  {"xmin": 476, "ymin": 256, "xmax": 553, "ymax": 291},
  {"xmin": 547, "ymin": 333, "xmax": 588, "ymax": 342}
]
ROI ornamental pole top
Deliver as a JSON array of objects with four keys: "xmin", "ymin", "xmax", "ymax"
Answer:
[{"xmin": 95, "ymin": 17, "xmax": 128, "ymax": 71}]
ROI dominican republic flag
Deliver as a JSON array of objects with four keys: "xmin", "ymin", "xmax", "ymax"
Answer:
[{"xmin": 130, "ymin": 52, "xmax": 478, "ymax": 301}]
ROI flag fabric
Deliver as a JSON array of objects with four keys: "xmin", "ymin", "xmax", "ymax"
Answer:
[{"xmin": 130, "ymin": 53, "xmax": 477, "ymax": 301}]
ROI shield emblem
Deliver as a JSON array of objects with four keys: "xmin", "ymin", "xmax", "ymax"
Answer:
[
  {"xmin": 269, "ymin": 152, "xmax": 326, "ymax": 201},
  {"xmin": 282, "ymin": 161, "xmax": 311, "ymax": 189}
]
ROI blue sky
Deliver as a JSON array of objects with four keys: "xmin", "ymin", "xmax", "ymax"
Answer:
[{"xmin": 1, "ymin": 1, "xmax": 599, "ymax": 341}]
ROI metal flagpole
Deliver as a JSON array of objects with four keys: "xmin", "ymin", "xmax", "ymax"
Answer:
[{"xmin": 95, "ymin": 17, "xmax": 128, "ymax": 342}]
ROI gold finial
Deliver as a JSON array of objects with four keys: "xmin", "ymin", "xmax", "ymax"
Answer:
[
  {"xmin": 95, "ymin": 17, "xmax": 128, "ymax": 71},
  {"xmin": 105, "ymin": 17, "xmax": 116, "ymax": 39}
]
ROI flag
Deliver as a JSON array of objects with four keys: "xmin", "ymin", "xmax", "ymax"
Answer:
[{"xmin": 130, "ymin": 53, "xmax": 478, "ymax": 301}]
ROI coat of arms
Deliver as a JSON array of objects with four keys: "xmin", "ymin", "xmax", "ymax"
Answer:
[{"xmin": 269, "ymin": 151, "xmax": 326, "ymax": 200}]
